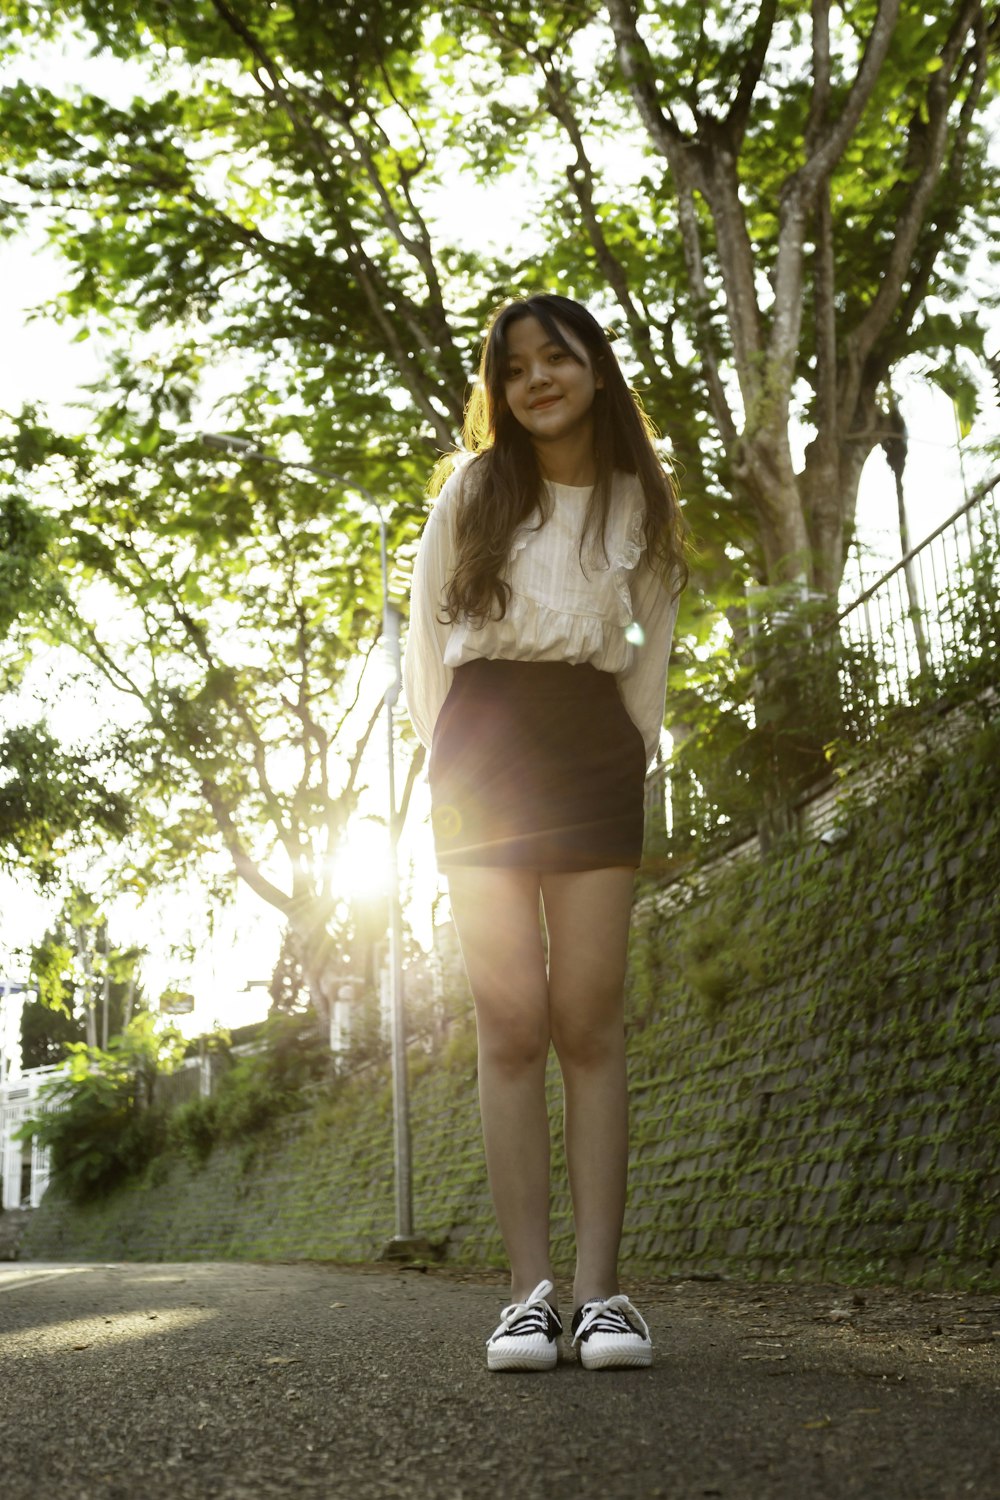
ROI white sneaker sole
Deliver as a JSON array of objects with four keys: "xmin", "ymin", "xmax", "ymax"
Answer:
[
  {"xmin": 579, "ymin": 1340, "xmax": 653, "ymax": 1370},
  {"xmin": 487, "ymin": 1336, "xmax": 559, "ymax": 1372}
]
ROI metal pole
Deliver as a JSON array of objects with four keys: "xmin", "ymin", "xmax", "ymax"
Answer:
[{"xmin": 379, "ymin": 516, "xmax": 413, "ymax": 1243}]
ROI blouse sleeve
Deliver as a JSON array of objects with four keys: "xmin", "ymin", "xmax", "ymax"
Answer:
[
  {"xmin": 617, "ymin": 559, "xmax": 681, "ymax": 768},
  {"xmin": 402, "ymin": 478, "xmax": 458, "ymax": 749}
]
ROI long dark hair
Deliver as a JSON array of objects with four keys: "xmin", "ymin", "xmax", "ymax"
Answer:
[{"xmin": 432, "ymin": 293, "xmax": 687, "ymax": 627}]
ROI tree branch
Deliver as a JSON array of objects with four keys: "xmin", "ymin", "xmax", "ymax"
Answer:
[
  {"xmin": 806, "ymin": 0, "xmax": 832, "ymax": 150},
  {"xmin": 396, "ymin": 742, "xmax": 426, "ymax": 834},
  {"xmin": 539, "ymin": 64, "xmax": 659, "ymax": 371},
  {"xmin": 766, "ymin": 0, "xmax": 902, "ymax": 423},
  {"xmin": 200, "ymin": 776, "xmax": 292, "ymax": 912},
  {"xmin": 605, "ymin": 1, "xmax": 743, "ymax": 440},
  {"xmin": 330, "ymin": 637, "xmax": 379, "ymax": 743},
  {"xmin": 116, "ymin": 532, "xmax": 293, "ymax": 847},
  {"xmin": 840, "ymin": 0, "xmax": 985, "ymax": 421},
  {"xmin": 208, "ymin": 0, "xmax": 459, "ymax": 446},
  {"xmin": 342, "ymin": 698, "xmax": 385, "ymax": 803},
  {"xmin": 793, "ymin": 0, "xmax": 903, "ymax": 199},
  {"xmin": 674, "ymin": 176, "xmax": 740, "ymax": 447},
  {"xmin": 699, "ymin": 128, "xmax": 766, "ymax": 409},
  {"xmin": 606, "ymin": 0, "xmax": 687, "ymax": 163},
  {"xmin": 727, "ymin": 0, "xmax": 779, "ymax": 145},
  {"xmin": 803, "ymin": 0, "xmax": 839, "ymax": 564}
]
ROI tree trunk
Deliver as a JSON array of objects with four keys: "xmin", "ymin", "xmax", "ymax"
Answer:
[
  {"xmin": 738, "ymin": 433, "xmax": 814, "ymax": 585},
  {"xmin": 123, "ymin": 976, "xmax": 136, "ymax": 1030},
  {"xmin": 100, "ymin": 924, "xmax": 110, "ymax": 1052},
  {"xmin": 284, "ymin": 891, "xmax": 340, "ymax": 1027},
  {"xmin": 74, "ymin": 926, "xmax": 97, "ymax": 1051}
]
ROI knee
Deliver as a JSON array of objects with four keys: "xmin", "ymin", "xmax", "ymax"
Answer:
[
  {"xmin": 476, "ymin": 1003, "xmax": 550, "ymax": 1074},
  {"xmin": 551, "ymin": 1010, "xmax": 624, "ymax": 1071}
]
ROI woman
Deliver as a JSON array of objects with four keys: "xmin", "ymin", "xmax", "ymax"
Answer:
[{"xmin": 403, "ymin": 293, "xmax": 686, "ymax": 1371}]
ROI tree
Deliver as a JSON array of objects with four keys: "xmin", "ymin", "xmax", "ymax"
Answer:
[
  {"xmin": 0, "ymin": 0, "xmax": 996, "ymax": 890},
  {"xmin": 22, "ymin": 898, "xmax": 145, "ymax": 1066},
  {"xmin": 1, "ymin": 492, "xmax": 130, "ymax": 880},
  {"xmin": 16, "ymin": 1010, "xmax": 186, "ymax": 1200},
  {"xmin": 1, "ymin": 1, "xmax": 994, "ymax": 600},
  {"xmin": 605, "ymin": 0, "xmax": 997, "ymax": 593},
  {"xmin": 0, "ymin": 719, "xmax": 130, "ymax": 884},
  {"xmin": 1, "ymin": 401, "xmax": 426, "ymax": 1019}
]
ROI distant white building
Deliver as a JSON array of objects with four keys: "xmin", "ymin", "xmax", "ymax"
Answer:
[
  {"xmin": 0, "ymin": 977, "xmax": 31, "ymax": 1085},
  {"xmin": 0, "ymin": 978, "xmax": 55, "ymax": 1208},
  {"xmin": 0, "ymin": 1067, "xmax": 58, "ymax": 1209}
]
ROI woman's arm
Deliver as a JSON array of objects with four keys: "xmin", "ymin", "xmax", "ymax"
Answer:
[
  {"xmin": 617, "ymin": 561, "xmax": 681, "ymax": 768},
  {"xmin": 402, "ymin": 482, "xmax": 457, "ymax": 749}
]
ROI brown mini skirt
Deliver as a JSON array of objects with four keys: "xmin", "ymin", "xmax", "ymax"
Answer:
[{"xmin": 428, "ymin": 658, "xmax": 646, "ymax": 871}]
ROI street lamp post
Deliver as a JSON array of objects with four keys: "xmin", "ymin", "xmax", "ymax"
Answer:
[{"xmin": 200, "ymin": 432, "xmax": 417, "ymax": 1250}]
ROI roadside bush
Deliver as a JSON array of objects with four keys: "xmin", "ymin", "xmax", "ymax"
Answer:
[
  {"xmin": 166, "ymin": 1011, "xmax": 334, "ymax": 1166},
  {"xmin": 22, "ymin": 1011, "xmax": 337, "ymax": 1198},
  {"xmin": 167, "ymin": 1093, "xmax": 221, "ymax": 1166},
  {"xmin": 16, "ymin": 1013, "xmax": 184, "ymax": 1202}
]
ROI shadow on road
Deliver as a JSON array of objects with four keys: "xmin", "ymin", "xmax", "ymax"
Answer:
[{"xmin": 1, "ymin": 1262, "xmax": 997, "ymax": 1499}]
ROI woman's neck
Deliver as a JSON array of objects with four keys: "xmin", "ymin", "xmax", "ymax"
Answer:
[{"xmin": 533, "ymin": 431, "xmax": 597, "ymax": 487}]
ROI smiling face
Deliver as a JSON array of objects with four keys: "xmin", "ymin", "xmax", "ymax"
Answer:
[{"xmin": 501, "ymin": 314, "xmax": 603, "ymax": 452}]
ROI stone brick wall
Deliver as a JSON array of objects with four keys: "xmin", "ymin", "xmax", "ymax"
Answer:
[
  {"xmin": 22, "ymin": 722, "xmax": 1000, "ymax": 1290},
  {"xmin": 0, "ymin": 1207, "xmax": 33, "ymax": 1260}
]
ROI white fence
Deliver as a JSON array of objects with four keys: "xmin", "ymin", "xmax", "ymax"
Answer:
[{"xmin": 0, "ymin": 1067, "xmax": 60, "ymax": 1210}]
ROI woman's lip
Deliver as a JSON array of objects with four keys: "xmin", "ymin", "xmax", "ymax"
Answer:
[{"xmin": 530, "ymin": 396, "xmax": 561, "ymax": 409}]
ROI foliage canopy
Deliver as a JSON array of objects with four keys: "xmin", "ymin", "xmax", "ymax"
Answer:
[{"xmin": 1, "ymin": 0, "xmax": 997, "ymax": 968}]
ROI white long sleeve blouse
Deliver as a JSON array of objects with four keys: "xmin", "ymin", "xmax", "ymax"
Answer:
[{"xmin": 402, "ymin": 463, "xmax": 680, "ymax": 767}]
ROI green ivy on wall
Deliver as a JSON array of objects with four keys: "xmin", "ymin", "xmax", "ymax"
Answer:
[{"xmin": 20, "ymin": 711, "xmax": 1000, "ymax": 1292}]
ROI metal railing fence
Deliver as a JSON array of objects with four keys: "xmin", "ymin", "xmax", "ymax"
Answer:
[
  {"xmin": 646, "ymin": 471, "xmax": 1000, "ymax": 864},
  {"xmin": 834, "ymin": 474, "xmax": 999, "ymax": 733}
]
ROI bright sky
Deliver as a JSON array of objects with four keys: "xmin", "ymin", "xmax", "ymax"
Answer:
[{"xmin": 0, "ymin": 28, "xmax": 997, "ymax": 1060}]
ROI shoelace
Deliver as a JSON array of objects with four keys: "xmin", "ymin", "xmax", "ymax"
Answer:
[
  {"xmin": 488, "ymin": 1278, "xmax": 562, "ymax": 1345},
  {"xmin": 572, "ymin": 1293, "xmax": 651, "ymax": 1345}
]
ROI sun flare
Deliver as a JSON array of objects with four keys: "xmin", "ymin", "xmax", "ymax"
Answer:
[{"xmin": 327, "ymin": 818, "xmax": 391, "ymax": 903}]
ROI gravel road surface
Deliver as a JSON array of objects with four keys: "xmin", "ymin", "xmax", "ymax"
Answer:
[{"xmin": 1, "ymin": 1261, "xmax": 997, "ymax": 1500}]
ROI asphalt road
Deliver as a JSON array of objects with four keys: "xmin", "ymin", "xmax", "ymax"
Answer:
[{"xmin": 0, "ymin": 1261, "xmax": 997, "ymax": 1500}]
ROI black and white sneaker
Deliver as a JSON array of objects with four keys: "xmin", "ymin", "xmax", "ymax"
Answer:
[
  {"xmin": 486, "ymin": 1279, "xmax": 563, "ymax": 1371},
  {"xmin": 571, "ymin": 1294, "xmax": 653, "ymax": 1370}
]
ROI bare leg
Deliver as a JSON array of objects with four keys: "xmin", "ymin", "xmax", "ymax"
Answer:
[
  {"xmin": 541, "ymin": 867, "xmax": 636, "ymax": 1313},
  {"xmin": 447, "ymin": 866, "xmax": 553, "ymax": 1305}
]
